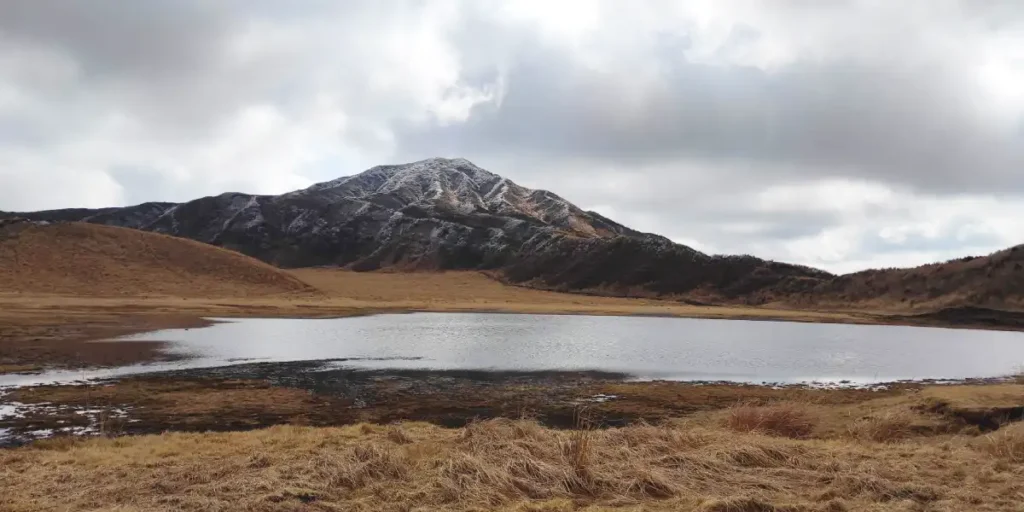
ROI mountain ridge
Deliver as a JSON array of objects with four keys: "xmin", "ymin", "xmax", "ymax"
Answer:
[
  {"xmin": 0, "ymin": 158, "xmax": 671, "ymax": 268},
  {"xmin": 5, "ymin": 157, "xmax": 1020, "ymax": 309}
]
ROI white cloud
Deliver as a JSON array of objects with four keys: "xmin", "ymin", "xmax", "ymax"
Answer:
[{"xmin": 0, "ymin": 0, "xmax": 1022, "ymax": 274}]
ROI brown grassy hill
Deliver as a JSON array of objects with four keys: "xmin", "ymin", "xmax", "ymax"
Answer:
[
  {"xmin": 783, "ymin": 245, "xmax": 1024, "ymax": 312},
  {"xmin": 0, "ymin": 220, "xmax": 313, "ymax": 297}
]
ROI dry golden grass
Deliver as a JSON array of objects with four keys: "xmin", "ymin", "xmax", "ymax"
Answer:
[
  {"xmin": 845, "ymin": 409, "xmax": 919, "ymax": 443},
  {"xmin": 920, "ymin": 384, "xmax": 1024, "ymax": 410},
  {"xmin": 0, "ymin": 363, "xmax": 41, "ymax": 374},
  {"xmin": 0, "ymin": 222, "xmax": 311, "ymax": 297},
  {"xmin": 0, "ymin": 269, "xmax": 870, "ymax": 325},
  {"xmin": 978, "ymin": 423, "xmax": 1024, "ymax": 463},
  {"xmin": 287, "ymin": 268, "xmax": 870, "ymax": 323},
  {"xmin": 724, "ymin": 404, "xmax": 816, "ymax": 439},
  {"xmin": 3, "ymin": 418, "xmax": 1024, "ymax": 511}
]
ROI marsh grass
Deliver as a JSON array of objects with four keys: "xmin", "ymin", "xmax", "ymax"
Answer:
[
  {"xmin": 5, "ymin": 414, "xmax": 1023, "ymax": 512},
  {"xmin": 724, "ymin": 403, "xmax": 816, "ymax": 439},
  {"xmin": 979, "ymin": 423, "xmax": 1024, "ymax": 462},
  {"xmin": 846, "ymin": 409, "xmax": 918, "ymax": 443}
]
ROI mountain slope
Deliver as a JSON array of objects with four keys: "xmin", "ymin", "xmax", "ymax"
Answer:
[
  {"xmin": 6, "ymin": 158, "xmax": 640, "ymax": 268},
  {"xmin": 0, "ymin": 219, "xmax": 312, "ymax": 297},
  {"xmin": 22, "ymin": 157, "xmax": 1024, "ymax": 310},
  {"xmin": 8, "ymin": 156, "xmax": 1024, "ymax": 307},
  {"xmin": 785, "ymin": 247, "xmax": 1024, "ymax": 311},
  {"xmin": 3, "ymin": 158, "xmax": 829, "ymax": 302}
]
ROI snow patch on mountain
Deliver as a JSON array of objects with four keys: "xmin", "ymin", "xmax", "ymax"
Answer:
[
  {"xmin": 10, "ymin": 157, "xmax": 648, "ymax": 270},
  {"xmin": 295, "ymin": 157, "xmax": 609, "ymax": 237}
]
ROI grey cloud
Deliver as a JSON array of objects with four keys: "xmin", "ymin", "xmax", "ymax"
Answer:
[
  {"xmin": 0, "ymin": 1, "xmax": 231, "ymax": 80},
  {"xmin": 1, "ymin": 2, "xmax": 453, "ymax": 162},
  {"xmin": 644, "ymin": 204, "xmax": 845, "ymax": 255},
  {"xmin": 396, "ymin": 36, "xmax": 1024, "ymax": 195},
  {"xmin": 857, "ymin": 224, "xmax": 1007, "ymax": 256},
  {"xmin": 2, "ymin": 0, "xmax": 1023, "ymax": 273}
]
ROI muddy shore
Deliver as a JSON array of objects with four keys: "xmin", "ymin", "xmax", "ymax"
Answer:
[{"xmin": 6, "ymin": 359, "xmax": 1024, "ymax": 448}]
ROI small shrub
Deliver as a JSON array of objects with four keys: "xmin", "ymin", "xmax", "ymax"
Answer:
[{"xmin": 724, "ymin": 404, "xmax": 815, "ymax": 439}]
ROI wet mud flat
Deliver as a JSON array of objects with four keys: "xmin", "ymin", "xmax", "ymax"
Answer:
[{"xmin": 1, "ymin": 361, "xmax": 913, "ymax": 446}]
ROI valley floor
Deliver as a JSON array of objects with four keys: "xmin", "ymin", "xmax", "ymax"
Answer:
[
  {"xmin": 0, "ymin": 269, "xmax": 959, "ymax": 375},
  {"xmin": 3, "ymin": 270, "xmax": 1024, "ymax": 510}
]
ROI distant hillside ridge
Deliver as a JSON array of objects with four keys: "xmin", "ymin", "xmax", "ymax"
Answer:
[
  {"xmin": 0, "ymin": 220, "xmax": 313, "ymax": 297},
  {"xmin": 783, "ymin": 246, "xmax": 1024, "ymax": 311}
]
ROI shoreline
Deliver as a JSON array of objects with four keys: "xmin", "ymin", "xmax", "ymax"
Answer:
[{"xmin": 3, "ymin": 360, "xmax": 1023, "ymax": 446}]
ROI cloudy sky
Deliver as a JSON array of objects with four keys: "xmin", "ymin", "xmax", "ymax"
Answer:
[{"xmin": 1, "ymin": 1, "xmax": 1022, "ymax": 273}]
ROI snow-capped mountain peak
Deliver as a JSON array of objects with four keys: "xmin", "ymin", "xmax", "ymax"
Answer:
[{"xmin": 297, "ymin": 157, "xmax": 612, "ymax": 236}]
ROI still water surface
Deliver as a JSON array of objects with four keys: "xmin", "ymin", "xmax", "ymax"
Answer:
[{"xmin": 4, "ymin": 313, "xmax": 1024, "ymax": 387}]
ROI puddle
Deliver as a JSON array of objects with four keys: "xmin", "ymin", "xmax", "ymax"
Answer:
[{"xmin": 0, "ymin": 397, "xmax": 133, "ymax": 446}]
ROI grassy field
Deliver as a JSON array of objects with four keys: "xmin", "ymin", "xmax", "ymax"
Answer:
[
  {"xmin": 0, "ymin": 222, "xmax": 311, "ymax": 297},
  {"xmin": 4, "ymin": 384, "xmax": 1024, "ymax": 511}
]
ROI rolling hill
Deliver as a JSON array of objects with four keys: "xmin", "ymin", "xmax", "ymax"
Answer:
[
  {"xmin": 0, "ymin": 219, "xmax": 313, "ymax": 297},
  {"xmin": 787, "ymin": 246, "xmax": 1024, "ymax": 312}
]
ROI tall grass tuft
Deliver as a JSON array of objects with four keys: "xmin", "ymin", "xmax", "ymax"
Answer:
[
  {"xmin": 725, "ymin": 404, "xmax": 815, "ymax": 439},
  {"xmin": 847, "ymin": 410, "xmax": 916, "ymax": 443},
  {"xmin": 978, "ymin": 423, "xmax": 1024, "ymax": 462}
]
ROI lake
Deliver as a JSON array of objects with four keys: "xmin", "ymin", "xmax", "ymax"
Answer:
[{"xmin": 3, "ymin": 313, "xmax": 1024, "ymax": 387}]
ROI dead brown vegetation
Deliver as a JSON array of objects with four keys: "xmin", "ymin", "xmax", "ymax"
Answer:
[
  {"xmin": 978, "ymin": 423, "xmax": 1024, "ymax": 462},
  {"xmin": 4, "ymin": 378, "xmax": 1023, "ymax": 510},
  {"xmin": 3, "ymin": 416, "xmax": 1024, "ymax": 511},
  {"xmin": 724, "ymin": 404, "xmax": 816, "ymax": 439},
  {"xmin": 287, "ymin": 268, "xmax": 867, "ymax": 324},
  {"xmin": 845, "ymin": 409, "xmax": 919, "ymax": 443},
  {"xmin": 0, "ymin": 221, "xmax": 312, "ymax": 297},
  {"xmin": 785, "ymin": 244, "xmax": 1024, "ymax": 312}
]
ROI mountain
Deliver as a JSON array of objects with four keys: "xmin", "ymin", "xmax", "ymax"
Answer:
[
  {"xmin": 0, "ymin": 219, "xmax": 312, "ymax": 297},
  {"xmin": 5, "ymin": 157, "xmax": 1024, "ymax": 313},
  {"xmin": 1, "ymin": 157, "xmax": 830, "ymax": 302}
]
